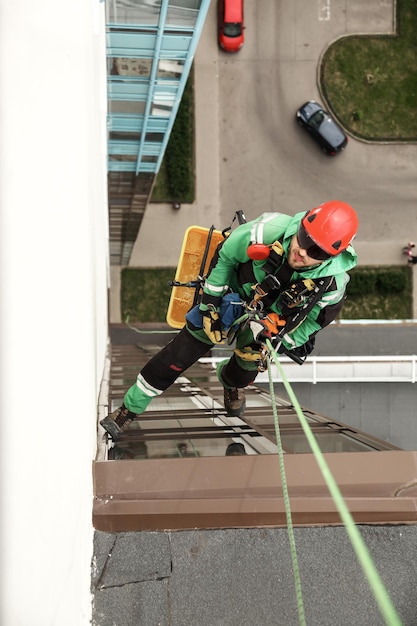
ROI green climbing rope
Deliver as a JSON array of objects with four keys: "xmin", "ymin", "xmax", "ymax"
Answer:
[
  {"xmin": 266, "ymin": 339, "xmax": 403, "ymax": 626},
  {"xmin": 266, "ymin": 356, "xmax": 306, "ymax": 626}
]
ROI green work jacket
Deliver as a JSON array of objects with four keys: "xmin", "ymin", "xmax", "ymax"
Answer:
[{"xmin": 201, "ymin": 212, "xmax": 357, "ymax": 349}]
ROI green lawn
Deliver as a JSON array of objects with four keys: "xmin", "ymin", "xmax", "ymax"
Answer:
[
  {"xmin": 121, "ymin": 268, "xmax": 175, "ymax": 323},
  {"xmin": 121, "ymin": 266, "xmax": 413, "ymax": 324},
  {"xmin": 321, "ymin": 0, "xmax": 417, "ymax": 139},
  {"xmin": 341, "ymin": 266, "xmax": 412, "ymax": 319}
]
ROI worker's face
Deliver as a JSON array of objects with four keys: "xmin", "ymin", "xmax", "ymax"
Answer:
[{"xmin": 288, "ymin": 234, "xmax": 325, "ymax": 269}]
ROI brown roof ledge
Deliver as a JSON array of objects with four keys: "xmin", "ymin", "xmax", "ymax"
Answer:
[{"xmin": 93, "ymin": 451, "xmax": 417, "ymax": 532}]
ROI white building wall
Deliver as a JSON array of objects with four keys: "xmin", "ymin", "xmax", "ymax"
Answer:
[{"xmin": 0, "ymin": 1, "xmax": 108, "ymax": 624}]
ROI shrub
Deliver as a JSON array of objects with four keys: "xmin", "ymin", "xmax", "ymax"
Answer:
[
  {"xmin": 376, "ymin": 268, "xmax": 407, "ymax": 294},
  {"xmin": 121, "ymin": 266, "xmax": 413, "ymax": 323},
  {"xmin": 152, "ymin": 71, "xmax": 195, "ymax": 203},
  {"xmin": 341, "ymin": 266, "xmax": 412, "ymax": 320},
  {"xmin": 346, "ymin": 269, "xmax": 376, "ymax": 295}
]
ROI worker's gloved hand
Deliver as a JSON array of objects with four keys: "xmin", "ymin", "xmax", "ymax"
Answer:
[
  {"xmin": 249, "ymin": 313, "xmax": 285, "ymax": 345},
  {"xmin": 249, "ymin": 319, "xmax": 273, "ymax": 344},
  {"xmin": 202, "ymin": 309, "xmax": 226, "ymax": 344}
]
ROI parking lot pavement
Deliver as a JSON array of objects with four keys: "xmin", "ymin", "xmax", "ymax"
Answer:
[
  {"xmin": 133, "ymin": 0, "xmax": 416, "ymax": 273},
  {"xmin": 120, "ymin": 0, "xmax": 417, "ymax": 324}
]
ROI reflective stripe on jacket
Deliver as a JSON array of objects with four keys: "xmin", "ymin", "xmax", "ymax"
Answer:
[{"xmin": 201, "ymin": 212, "xmax": 357, "ymax": 349}]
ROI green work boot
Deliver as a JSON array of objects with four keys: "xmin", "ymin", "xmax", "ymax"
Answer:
[
  {"xmin": 223, "ymin": 387, "xmax": 246, "ymax": 417},
  {"xmin": 100, "ymin": 404, "xmax": 135, "ymax": 440}
]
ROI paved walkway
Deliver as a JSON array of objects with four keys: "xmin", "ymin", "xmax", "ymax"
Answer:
[{"xmin": 109, "ymin": 0, "xmax": 417, "ymax": 324}]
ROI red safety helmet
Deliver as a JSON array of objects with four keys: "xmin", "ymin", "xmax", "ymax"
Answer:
[{"xmin": 300, "ymin": 200, "xmax": 358, "ymax": 258}]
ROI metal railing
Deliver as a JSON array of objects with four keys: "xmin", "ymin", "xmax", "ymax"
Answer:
[{"xmin": 200, "ymin": 355, "xmax": 417, "ymax": 384}]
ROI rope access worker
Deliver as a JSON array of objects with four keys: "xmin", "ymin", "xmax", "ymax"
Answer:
[{"xmin": 101, "ymin": 200, "xmax": 358, "ymax": 440}]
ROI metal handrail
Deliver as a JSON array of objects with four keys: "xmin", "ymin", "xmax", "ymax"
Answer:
[{"xmin": 200, "ymin": 355, "xmax": 417, "ymax": 384}]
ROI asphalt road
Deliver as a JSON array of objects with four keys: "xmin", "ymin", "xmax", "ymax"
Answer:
[
  {"xmin": 213, "ymin": 0, "xmax": 417, "ymax": 265},
  {"xmin": 133, "ymin": 0, "xmax": 416, "ymax": 270}
]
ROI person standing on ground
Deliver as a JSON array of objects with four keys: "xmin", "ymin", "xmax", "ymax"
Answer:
[
  {"xmin": 101, "ymin": 200, "xmax": 358, "ymax": 440},
  {"xmin": 404, "ymin": 241, "xmax": 415, "ymax": 262},
  {"xmin": 405, "ymin": 242, "xmax": 417, "ymax": 265}
]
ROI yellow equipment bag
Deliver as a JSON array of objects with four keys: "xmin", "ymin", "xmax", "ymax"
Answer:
[{"xmin": 166, "ymin": 225, "xmax": 224, "ymax": 329}]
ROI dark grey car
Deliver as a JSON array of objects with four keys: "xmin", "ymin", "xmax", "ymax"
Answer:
[{"xmin": 296, "ymin": 100, "xmax": 348, "ymax": 156}]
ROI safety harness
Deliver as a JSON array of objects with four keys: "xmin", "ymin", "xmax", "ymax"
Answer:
[
  {"xmin": 238, "ymin": 239, "xmax": 335, "ymax": 337},
  {"xmin": 169, "ymin": 212, "xmax": 336, "ymax": 365}
]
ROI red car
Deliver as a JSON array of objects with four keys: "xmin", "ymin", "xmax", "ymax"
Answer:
[{"xmin": 218, "ymin": 0, "xmax": 244, "ymax": 53}]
